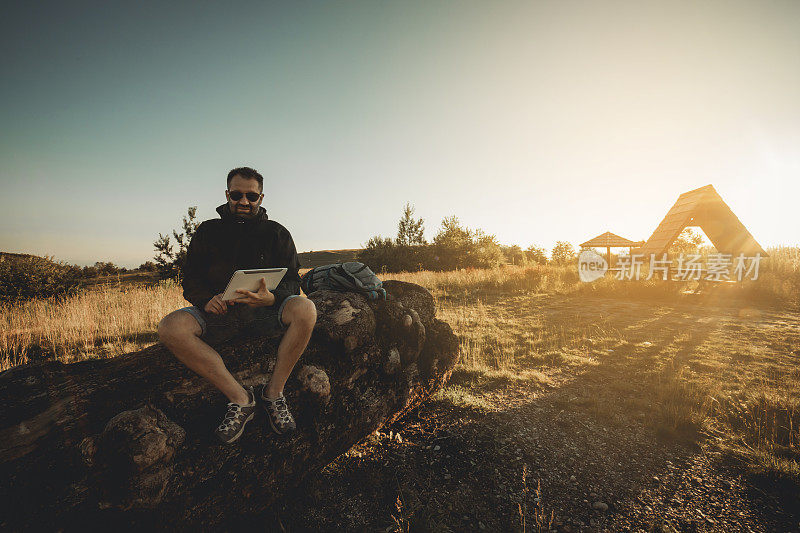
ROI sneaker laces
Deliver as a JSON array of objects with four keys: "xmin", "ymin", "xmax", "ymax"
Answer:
[
  {"xmin": 268, "ymin": 396, "xmax": 292, "ymax": 423},
  {"xmin": 219, "ymin": 403, "xmax": 245, "ymax": 433}
]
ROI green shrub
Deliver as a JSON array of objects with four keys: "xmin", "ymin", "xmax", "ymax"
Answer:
[
  {"xmin": 357, "ymin": 236, "xmax": 396, "ymax": 274},
  {"xmin": 0, "ymin": 253, "xmax": 82, "ymax": 302},
  {"xmin": 360, "ymin": 208, "xmax": 505, "ymax": 274}
]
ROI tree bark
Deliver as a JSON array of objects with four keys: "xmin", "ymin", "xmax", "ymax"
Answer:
[{"xmin": 0, "ymin": 280, "xmax": 459, "ymax": 531}]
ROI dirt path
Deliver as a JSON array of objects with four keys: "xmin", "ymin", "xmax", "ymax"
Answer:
[{"xmin": 267, "ymin": 294, "xmax": 800, "ymax": 532}]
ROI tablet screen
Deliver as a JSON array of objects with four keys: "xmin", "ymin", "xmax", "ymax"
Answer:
[{"xmin": 221, "ymin": 268, "xmax": 287, "ymax": 301}]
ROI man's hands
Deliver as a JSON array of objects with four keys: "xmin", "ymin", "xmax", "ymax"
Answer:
[
  {"xmin": 203, "ymin": 278, "xmax": 275, "ymax": 315},
  {"xmin": 204, "ymin": 293, "xmax": 231, "ymax": 315},
  {"xmin": 232, "ymin": 277, "xmax": 276, "ymax": 308}
]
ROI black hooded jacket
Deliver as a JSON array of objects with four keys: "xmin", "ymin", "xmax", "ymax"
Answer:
[{"xmin": 181, "ymin": 203, "xmax": 301, "ymax": 311}]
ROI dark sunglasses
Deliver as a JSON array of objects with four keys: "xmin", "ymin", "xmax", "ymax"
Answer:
[{"xmin": 228, "ymin": 190, "xmax": 261, "ymax": 202}]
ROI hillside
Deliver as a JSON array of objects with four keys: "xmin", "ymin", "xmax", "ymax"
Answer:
[{"xmin": 297, "ymin": 248, "xmax": 362, "ymax": 268}]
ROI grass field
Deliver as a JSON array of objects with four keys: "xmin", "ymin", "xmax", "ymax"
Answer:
[{"xmin": 2, "ymin": 248, "xmax": 799, "ymax": 529}]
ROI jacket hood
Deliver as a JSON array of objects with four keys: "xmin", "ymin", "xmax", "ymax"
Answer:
[{"xmin": 216, "ymin": 203, "xmax": 269, "ymax": 224}]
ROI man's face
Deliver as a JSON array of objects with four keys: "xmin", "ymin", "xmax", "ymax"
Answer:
[{"xmin": 225, "ymin": 175, "xmax": 263, "ymax": 219}]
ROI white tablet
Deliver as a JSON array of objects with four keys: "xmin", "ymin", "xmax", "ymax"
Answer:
[{"xmin": 221, "ymin": 268, "xmax": 287, "ymax": 301}]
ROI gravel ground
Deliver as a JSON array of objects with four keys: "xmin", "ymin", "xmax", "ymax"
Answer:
[{"xmin": 267, "ymin": 295, "xmax": 800, "ymax": 532}]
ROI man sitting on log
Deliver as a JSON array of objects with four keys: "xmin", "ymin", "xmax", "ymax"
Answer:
[{"xmin": 157, "ymin": 166, "xmax": 317, "ymax": 444}]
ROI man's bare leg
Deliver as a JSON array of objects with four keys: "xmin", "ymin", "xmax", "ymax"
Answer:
[
  {"xmin": 264, "ymin": 296, "xmax": 317, "ymax": 399},
  {"xmin": 158, "ymin": 311, "xmax": 250, "ymax": 405}
]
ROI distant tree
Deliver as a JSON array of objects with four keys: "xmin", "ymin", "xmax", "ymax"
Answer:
[
  {"xmin": 360, "ymin": 212, "xmax": 503, "ymax": 273},
  {"xmin": 432, "ymin": 216, "xmax": 472, "ymax": 270},
  {"xmin": 551, "ymin": 241, "xmax": 576, "ymax": 264},
  {"xmin": 396, "ymin": 202, "xmax": 426, "ymax": 246},
  {"xmin": 470, "ymin": 230, "xmax": 505, "ymax": 269},
  {"xmin": 433, "ymin": 216, "xmax": 472, "ymax": 248},
  {"xmin": 92, "ymin": 261, "xmax": 123, "ymax": 276},
  {"xmin": 525, "ymin": 245, "xmax": 548, "ymax": 265},
  {"xmin": 154, "ymin": 206, "xmax": 200, "ymax": 280},
  {"xmin": 137, "ymin": 261, "xmax": 158, "ymax": 272},
  {"xmin": 669, "ymin": 228, "xmax": 706, "ymax": 255},
  {"xmin": 431, "ymin": 216, "xmax": 504, "ymax": 271},
  {"xmin": 503, "ymin": 245, "xmax": 526, "ymax": 265}
]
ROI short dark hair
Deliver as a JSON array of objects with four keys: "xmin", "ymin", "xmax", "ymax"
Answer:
[{"xmin": 227, "ymin": 167, "xmax": 264, "ymax": 191}]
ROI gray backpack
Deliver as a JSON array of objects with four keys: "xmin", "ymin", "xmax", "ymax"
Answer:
[{"xmin": 300, "ymin": 262, "xmax": 387, "ymax": 300}]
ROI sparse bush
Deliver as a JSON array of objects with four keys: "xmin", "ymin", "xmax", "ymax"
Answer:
[
  {"xmin": 154, "ymin": 206, "xmax": 199, "ymax": 281},
  {"xmin": 0, "ymin": 253, "xmax": 82, "ymax": 302}
]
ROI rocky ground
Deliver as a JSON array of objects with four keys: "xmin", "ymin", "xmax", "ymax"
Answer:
[{"xmin": 262, "ymin": 294, "xmax": 800, "ymax": 532}]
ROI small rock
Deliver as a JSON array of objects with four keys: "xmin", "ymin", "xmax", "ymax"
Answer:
[
  {"xmin": 589, "ymin": 492, "xmax": 598, "ymax": 499},
  {"xmin": 434, "ymin": 445, "xmax": 441, "ymax": 451},
  {"xmin": 444, "ymin": 473, "xmax": 452, "ymax": 480},
  {"xmin": 570, "ymin": 475, "xmax": 576, "ymax": 482},
  {"xmin": 592, "ymin": 501, "xmax": 608, "ymax": 512}
]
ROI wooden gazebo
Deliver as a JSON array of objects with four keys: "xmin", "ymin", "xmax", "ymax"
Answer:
[
  {"xmin": 580, "ymin": 231, "xmax": 645, "ymax": 266},
  {"xmin": 637, "ymin": 184, "xmax": 767, "ymax": 257}
]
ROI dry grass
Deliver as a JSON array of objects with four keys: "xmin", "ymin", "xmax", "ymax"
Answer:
[
  {"xmin": 0, "ymin": 279, "xmax": 185, "ymax": 370},
  {"xmin": 2, "ymin": 250, "xmax": 799, "ymax": 487},
  {"xmin": 711, "ymin": 369, "xmax": 800, "ymax": 482},
  {"xmin": 385, "ymin": 264, "xmax": 580, "ymax": 300}
]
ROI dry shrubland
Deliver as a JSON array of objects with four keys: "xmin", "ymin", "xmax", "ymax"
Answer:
[{"xmin": 2, "ymin": 247, "xmax": 799, "ymax": 492}]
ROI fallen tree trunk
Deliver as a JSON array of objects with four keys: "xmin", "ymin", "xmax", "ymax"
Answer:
[{"xmin": 0, "ymin": 280, "xmax": 459, "ymax": 530}]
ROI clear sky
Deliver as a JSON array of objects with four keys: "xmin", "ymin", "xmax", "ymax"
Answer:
[{"xmin": 1, "ymin": 1, "xmax": 798, "ymax": 267}]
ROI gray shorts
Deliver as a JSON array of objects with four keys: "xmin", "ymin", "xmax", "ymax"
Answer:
[{"xmin": 180, "ymin": 294, "xmax": 301, "ymax": 344}]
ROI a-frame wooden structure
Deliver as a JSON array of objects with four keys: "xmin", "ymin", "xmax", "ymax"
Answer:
[{"xmin": 638, "ymin": 184, "xmax": 767, "ymax": 257}]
